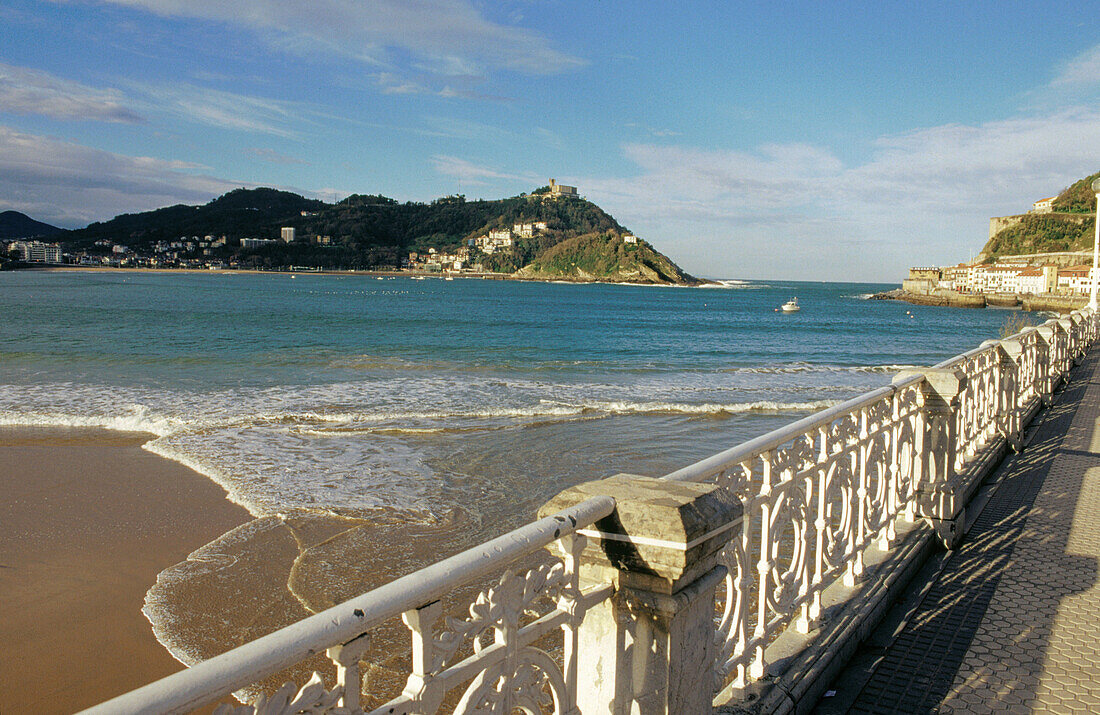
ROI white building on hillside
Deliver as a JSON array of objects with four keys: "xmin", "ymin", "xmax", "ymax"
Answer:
[
  {"xmin": 1032, "ymin": 197, "xmax": 1055, "ymax": 214},
  {"xmin": 488, "ymin": 229, "xmax": 513, "ymax": 246}
]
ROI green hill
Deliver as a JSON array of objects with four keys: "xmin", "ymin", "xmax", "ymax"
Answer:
[
  {"xmin": 63, "ymin": 188, "xmax": 326, "ymax": 248},
  {"xmin": 513, "ymin": 232, "xmax": 699, "ymax": 285},
  {"xmin": 981, "ymin": 171, "xmax": 1098, "ymax": 259},
  {"xmin": 57, "ymin": 186, "xmax": 697, "ymax": 283},
  {"xmin": 0, "ymin": 210, "xmax": 62, "ymax": 239}
]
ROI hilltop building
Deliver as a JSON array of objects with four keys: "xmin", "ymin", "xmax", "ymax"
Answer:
[{"xmin": 548, "ymin": 178, "xmax": 577, "ymax": 198}]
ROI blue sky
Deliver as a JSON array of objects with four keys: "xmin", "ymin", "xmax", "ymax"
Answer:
[{"xmin": 2, "ymin": 1, "xmax": 1099, "ymax": 281}]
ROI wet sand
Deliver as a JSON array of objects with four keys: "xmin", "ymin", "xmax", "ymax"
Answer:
[{"xmin": 0, "ymin": 426, "xmax": 250, "ymax": 713}]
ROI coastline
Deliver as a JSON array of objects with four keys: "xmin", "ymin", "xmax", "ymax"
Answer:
[
  {"xmin": 871, "ymin": 288, "xmax": 1088, "ymax": 314},
  {"xmin": 6, "ymin": 263, "xmax": 717, "ymax": 287},
  {"xmin": 0, "ymin": 426, "xmax": 250, "ymax": 713}
]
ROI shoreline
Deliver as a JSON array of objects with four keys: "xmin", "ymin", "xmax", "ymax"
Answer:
[
  {"xmin": 871, "ymin": 288, "xmax": 1088, "ymax": 314},
  {"xmin": 4, "ymin": 263, "xmax": 717, "ymax": 287},
  {"xmin": 0, "ymin": 426, "xmax": 251, "ymax": 713}
]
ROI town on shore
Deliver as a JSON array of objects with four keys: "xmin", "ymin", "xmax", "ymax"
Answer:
[{"xmin": 881, "ymin": 180, "xmax": 1099, "ymax": 314}]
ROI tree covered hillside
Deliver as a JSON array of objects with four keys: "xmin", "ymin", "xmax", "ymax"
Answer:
[
  {"xmin": 53, "ymin": 185, "xmax": 700, "ymax": 284},
  {"xmin": 1052, "ymin": 172, "xmax": 1100, "ymax": 214},
  {"xmin": 61, "ymin": 187, "xmax": 625, "ymax": 271},
  {"xmin": 981, "ymin": 171, "xmax": 1098, "ymax": 259},
  {"xmin": 65, "ymin": 188, "xmax": 326, "ymax": 247},
  {"xmin": 298, "ymin": 191, "xmax": 622, "ymax": 256},
  {"xmin": 514, "ymin": 232, "xmax": 699, "ymax": 284},
  {"xmin": 0, "ymin": 210, "xmax": 62, "ymax": 240}
]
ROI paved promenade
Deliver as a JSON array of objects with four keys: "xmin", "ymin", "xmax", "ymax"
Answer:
[{"xmin": 823, "ymin": 349, "xmax": 1100, "ymax": 713}]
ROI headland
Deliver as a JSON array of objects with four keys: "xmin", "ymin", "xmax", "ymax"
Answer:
[{"xmin": 2, "ymin": 184, "xmax": 709, "ymax": 286}]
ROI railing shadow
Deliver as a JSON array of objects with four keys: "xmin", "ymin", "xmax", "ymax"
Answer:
[{"xmin": 837, "ymin": 355, "xmax": 1100, "ymax": 713}]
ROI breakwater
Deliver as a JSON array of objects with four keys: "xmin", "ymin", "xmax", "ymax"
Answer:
[
  {"xmin": 871, "ymin": 288, "xmax": 986, "ymax": 308},
  {"xmin": 874, "ymin": 288, "xmax": 1088, "ymax": 313}
]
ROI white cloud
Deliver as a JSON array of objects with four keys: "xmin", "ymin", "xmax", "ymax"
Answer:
[
  {"xmin": 127, "ymin": 82, "xmax": 305, "ymax": 137},
  {"xmin": 81, "ymin": 0, "xmax": 583, "ymax": 76},
  {"xmin": 245, "ymin": 147, "xmax": 309, "ymax": 165},
  {"xmin": 431, "ymin": 155, "xmax": 539, "ymax": 185},
  {"xmin": 578, "ymin": 108, "xmax": 1100, "ymax": 281},
  {"xmin": 0, "ymin": 125, "xmax": 242, "ymax": 226},
  {"xmin": 0, "ymin": 62, "xmax": 143, "ymax": 123},
  {"xmin": 1052, "ymin": 45, "xmax": 1100, "ymax": 87}
]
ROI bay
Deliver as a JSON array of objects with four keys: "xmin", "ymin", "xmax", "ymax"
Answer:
[{"xmin": 0, "ymin": 270, "xmax": 1029, "ymax": 679}]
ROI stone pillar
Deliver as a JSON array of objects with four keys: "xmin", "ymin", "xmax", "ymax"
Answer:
[
  {"xmin": 983, "ymin": 338, "xmax": 1023, "ymax": 451},
  {"xmin": 1035, "ymin": 324, "xmax": 1056, "ymax": 403},
  {"xmin": 1055, "ymin": 318, "xmax": 1073, "ymax": 379},
  {"xmin": 539, "ymin": 474, "xmax": 742, "ymax": 715},
  {"xmin": 1067, "ymin": 313, "xmax": 1086, "ymax": 364},
  {"xmin": 895, "ymin": 367, "xmax": 968, "ymax": 547}
]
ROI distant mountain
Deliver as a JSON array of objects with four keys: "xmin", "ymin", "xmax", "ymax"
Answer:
[
  {"xmin": 63, "ymin": 188, "xmax": 326, "ymax": 248},
  {"xmin": 0, "ymin": 211, "xmax": 62, "ymax": 240},
  {"xmin": 981, "ymin": 171, "xmax": 1098, "ymax": 259}
]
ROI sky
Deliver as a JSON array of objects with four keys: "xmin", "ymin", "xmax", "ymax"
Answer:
[{"xmin": 2, "ymin": 1, "xmax": 1100, "ymax": 281}]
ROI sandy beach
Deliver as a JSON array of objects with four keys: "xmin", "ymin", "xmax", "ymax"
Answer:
[{"xmin": 0, "ymin": 426, "xmax": 250, "ymax": 713}]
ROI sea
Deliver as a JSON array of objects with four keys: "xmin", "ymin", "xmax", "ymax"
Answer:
[{"xmin": 0, "ymin": 270, "xmax": 1032, "ymax": 685}]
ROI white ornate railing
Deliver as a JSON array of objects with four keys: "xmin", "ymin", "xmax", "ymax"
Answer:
[
  {"xmin": 662, "ymin": 374, "xmax": 925, "ymax": 690},
  {"xmin": 83, "ymin": 496, "xmax": 615, "ymax": 715},
  {"xmin": 83, "ymin": 309, "xmax": 1097, "ymax": 714},
  {"xmin": 661, "ymin": 308, "xmax": 1097, "ymax": 696}
]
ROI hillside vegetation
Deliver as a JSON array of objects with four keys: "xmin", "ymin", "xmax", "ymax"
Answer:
[
  {"xmin": 57, "ymin": 186, "xmax": 697, "ymax": 284},
  {"xmin": 981, "ymin": 171, "xmax": 1098, "ymax": 259},
  {"xmin": 66, "ymin": 188, "xmax": 326, "ymax": 247},
  {"xmin": 513, "ymin": 232, "xmax": 698, "ymax": 284},
  {"xmin": 0, "ymin": 210, "xmax": 62, "ymax": 239},
  {"xmin": 1052, "ymin": 172, "xmax": 1100, "ymax": 214}
]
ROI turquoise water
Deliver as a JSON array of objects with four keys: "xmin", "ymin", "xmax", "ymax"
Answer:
[
  {"xmin": 0, "ymin": 270, "xmax": 1027, "ymax": 519},
  {"xmin": 0, "ymin": 270, "xmax": 1034, "ymax": 667}
]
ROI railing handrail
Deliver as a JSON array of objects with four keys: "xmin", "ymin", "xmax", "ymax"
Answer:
[
  {"xmin": 663, "ymin": 311, "xmax": 1088, "ymax": 487},
  {"xmin": 80, "ymin": 495, "xmax": 616, "ymax": 715},
  {"xmin": 662, "ymin": 375, "xmax": 923, "ymax": 484},
  {"xmin": 932, "ymin": 343, "xmax": 992, "ymax": 369}
]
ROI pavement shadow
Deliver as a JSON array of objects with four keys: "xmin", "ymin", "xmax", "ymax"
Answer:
[{"xmin": 827, "ymin": 355, "xmax": 1100, "ymax": 713}]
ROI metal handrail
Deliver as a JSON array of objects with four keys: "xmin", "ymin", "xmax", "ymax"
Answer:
[
  {"xmin": 662, "ymin": 375, "xmax": 923, "ymax": 484},
  {"xmin": 80, "ymin": 495, "xmax": 615, "ymax": 715}
]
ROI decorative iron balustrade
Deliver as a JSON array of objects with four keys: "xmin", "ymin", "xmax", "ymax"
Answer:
[
  {"xmin": 661, "ymin": 309, "xmax": 1096, "ymax": 696},
  {"xmin": 82, "ymin": 309, "xmax": 1097, "ymax": 714},
  {"xmin": 82, "ymin": 496, "xmax": 615, "ymax": 715},
  {"xmin": 662, "ymin": 373, "xmax": 926, "ymax": 690}
]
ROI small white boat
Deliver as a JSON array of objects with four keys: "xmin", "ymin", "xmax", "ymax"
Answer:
[{"xmin": 780, "ymin": 297, "xmax": 800, "ymax": 312}]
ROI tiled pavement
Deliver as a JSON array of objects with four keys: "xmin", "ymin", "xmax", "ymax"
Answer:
[{"xmin": 828, "ymin": 351, "xmax": 1100, "ymax": 713}]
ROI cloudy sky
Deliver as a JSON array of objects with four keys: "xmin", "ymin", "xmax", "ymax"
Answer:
[{"xmin": 2, "ymin": 1, "xmax": 1099, "ymax": 281}]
